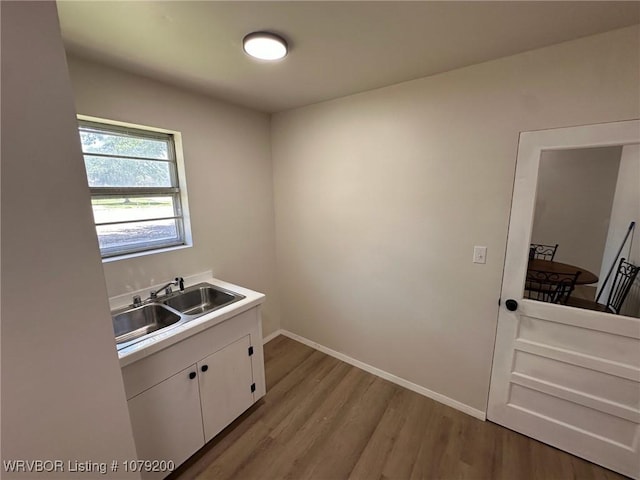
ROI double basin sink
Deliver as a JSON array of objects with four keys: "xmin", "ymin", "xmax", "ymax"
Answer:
[{"xmin": 112, "ymin": 282, "xmax": 245, "ymax": 350}]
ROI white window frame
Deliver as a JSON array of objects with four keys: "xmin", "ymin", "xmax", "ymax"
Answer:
[{"xmin": 78, "ymin": 116, "xmax": 192, "ymax": 260}]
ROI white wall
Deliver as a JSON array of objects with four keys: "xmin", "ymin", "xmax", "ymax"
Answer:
[
  {"xmin": 1, "ymin": 2, "xmax": 139, "ymax": 477},
  {"xmin": 599, "ymin": 144, "xmax": 640, "ymax": 316},
  {"xmin": 66, "ymin": 57, "xmax": 281, "ymax": 337},
  {"xmin": 271, "ymin": 25, "xmax": 640, "ymax": 413},
  {"xmin": 532, "ymin": 146, "xmax": 622, "ymax": 277}
]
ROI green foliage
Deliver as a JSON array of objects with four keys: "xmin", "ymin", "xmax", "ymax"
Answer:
[{"xmin": 80, "ymin": 130, "xmax": 172, "ymax": 187}]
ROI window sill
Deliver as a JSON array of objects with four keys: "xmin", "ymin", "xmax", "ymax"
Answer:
[{"xmin": 101, "ymin": 243, "xmax": 192, "ymax": 263}]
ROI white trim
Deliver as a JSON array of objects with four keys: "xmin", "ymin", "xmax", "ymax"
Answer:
[
  {"xmin": 269, "ymin": 329, "xmax": 486, "ymax": 421},
  {"xmin": 262, "ymin": 329, "xmax": 284, "ymax": 345},
  {"xmin": 77, "ymin": 114, "xmax": 179, "ymax": 136},
  {"xmin": 102, "ymin": 243, "xmax": 192, "ymax": 264}
]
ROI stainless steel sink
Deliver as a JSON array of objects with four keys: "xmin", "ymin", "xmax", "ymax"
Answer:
[
  {"xmin": 113, "ymin": 282, "xmax": 245, "ymax": 350},
  {"xmin": 113, "ymin": 303, "xmax": 182, "ymax": 345},
  {"xmin": 163, "ymin": 284, "xmax": 242, "ymax": 316}
]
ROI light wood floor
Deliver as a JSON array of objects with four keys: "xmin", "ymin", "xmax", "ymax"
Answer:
[
  {"xmin": 572, "ymin": 285, "xmax": 597, "ymax": 301},
  {"xmin": 169, "ymin": 335, "xmax": 626, "ymax": 480}
]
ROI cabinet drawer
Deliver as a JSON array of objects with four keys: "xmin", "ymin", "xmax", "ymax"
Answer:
[{"xmin": 122, "ymin": 307, "xmax": 258, "ymax": 399}]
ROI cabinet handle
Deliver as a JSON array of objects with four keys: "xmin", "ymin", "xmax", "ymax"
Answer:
[
  {"xmin": 201, "ymin": 365, "xmax": 209, "ymax": 373},
  {"xmin": 188, "ymin": 371, "xmax": 196, "ymax": 380}
]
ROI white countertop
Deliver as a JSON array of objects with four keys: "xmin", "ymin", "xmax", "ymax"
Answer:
[{"xmin": 113, "ymin": 272, "xmax": 265, "ymax": 367}]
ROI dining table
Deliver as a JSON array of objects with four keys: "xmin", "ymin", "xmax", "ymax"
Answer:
[{"xmin": 527, "ymin": 258, "xmax": 599, "ymax": 285}]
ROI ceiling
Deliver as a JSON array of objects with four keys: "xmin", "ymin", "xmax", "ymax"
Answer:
[{"xmin": 57, "ymin": 1, "xmax": 640, "ymax": 113}]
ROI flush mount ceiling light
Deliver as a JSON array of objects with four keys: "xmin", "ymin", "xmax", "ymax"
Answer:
[{"xmin": 243, "ymin": 32, "xmax": 288, "ymax": 61}]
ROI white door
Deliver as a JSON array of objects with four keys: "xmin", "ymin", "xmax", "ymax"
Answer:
[
  {"xmin": 198, "ymin": 334, "xmax": 255, "ymax": 442},
  {"xmin": 128, "ymin": 365, "xmax": 204, "ymax": 479},
  {"xmin": 488, "ymin": 120, "xmax": 640, "ymax": 479}
]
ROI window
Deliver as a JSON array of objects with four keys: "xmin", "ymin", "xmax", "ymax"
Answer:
[{"xmin": 78, "ymin": 119, "xmax": 190, "ymax": 259}]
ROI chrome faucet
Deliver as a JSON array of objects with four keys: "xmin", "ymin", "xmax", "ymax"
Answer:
[
  {"xmin": 132, "ymin": 277, "xmax": 184, "ymax": 306},
  {"xmin": 150, "ymin": 277, "xmax": 185, "ymax": 299}
]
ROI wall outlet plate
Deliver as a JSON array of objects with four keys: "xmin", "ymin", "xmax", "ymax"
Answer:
[{"xmin": 473, "ymin": 246, "xmax": 487, "ymax": 264}]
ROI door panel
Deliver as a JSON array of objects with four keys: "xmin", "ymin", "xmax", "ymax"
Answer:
[
  {"xmin": 198, "ymin": 334, "xmax": 255, "ymax": 443},
  {"xmin": 513, "ymin": 352, "xmax": 640, "ymax": 410},
  {"xmin": 488, "ymin": 120, "xmax": 640, "ymax": 479},
  {"xmin": 128, "ymin": 365, "xmax": 204, "ymax": 479}
]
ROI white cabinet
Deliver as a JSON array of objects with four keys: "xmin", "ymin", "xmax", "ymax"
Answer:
[
  {"xmin": 198, "ymin": 335, "xmax": 255, "ymax": 442},
  {"xmin": 121, "ymin": 307, "xmax": 265, "ymax": 479},
  {"xmin": 127, "ymin": 365, "xmax": 204, "ymax": 472}
]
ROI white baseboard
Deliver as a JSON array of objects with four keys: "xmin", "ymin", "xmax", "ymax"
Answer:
[
  {"xmin": 262, "ymin": 328, "xmax": 284, "ymax": 345},
  {"xmin": 266, "ymin": 329, "xmax": 486, "ymax": 421}
]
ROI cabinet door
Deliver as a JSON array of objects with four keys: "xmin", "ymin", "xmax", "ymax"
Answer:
[
  {"xmin": 128, "ymin": 365, "xmax": 204, "ymax": 479},
  {"xmin": 198, "ymin": 335, "xmax": 255, "ymax": 442}
]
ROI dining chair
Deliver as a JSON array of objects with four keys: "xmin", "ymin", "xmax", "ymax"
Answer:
[
  {"xmin": 567, "ymin": 258, "xmax": 639, "ymax": 314},
  {"xmin": 529, "ymin": 243, "xmax": 559, "ymax": 261},
  {"xmin": 524, "ymin": 269, "xmax": 581, "ymax": 304}
]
